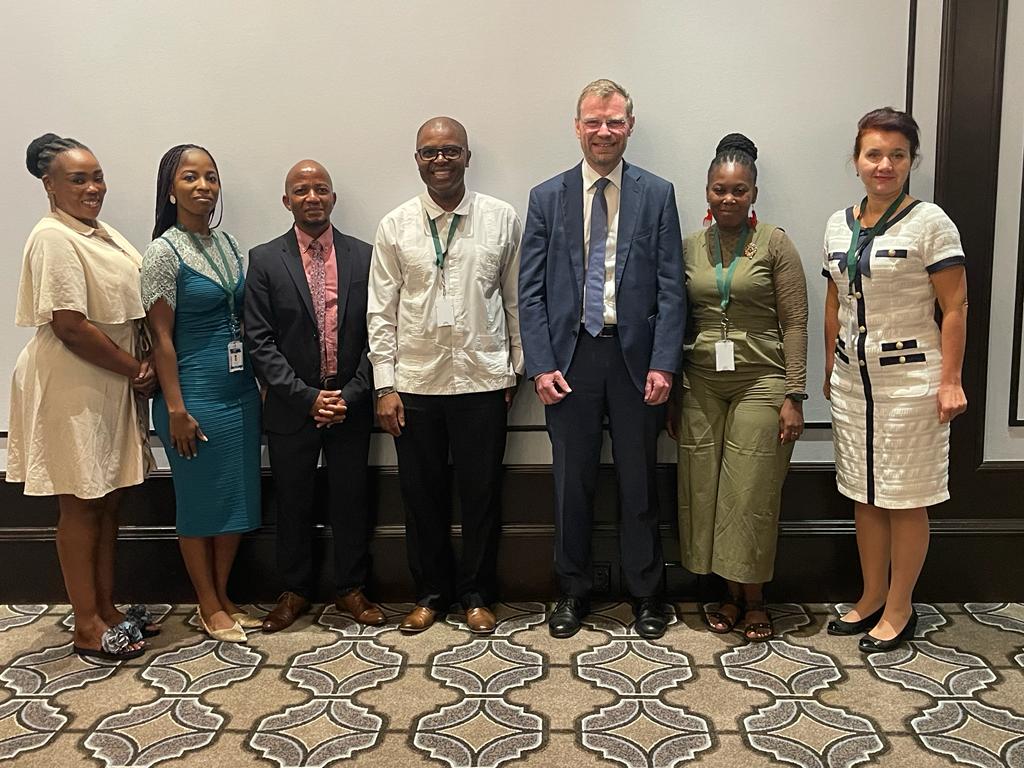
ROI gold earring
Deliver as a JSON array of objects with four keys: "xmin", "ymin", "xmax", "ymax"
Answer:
[{"xmin": 170, "ymin": 195, "xmax": 176, "ymax": 204}]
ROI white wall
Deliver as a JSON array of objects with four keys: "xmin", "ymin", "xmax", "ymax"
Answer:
[
  {"xmin": 984, "ymin": 0, "xmax": 1024, "ymax": 461},
  {"xmin": 1, "ymin": 0, "xmax": 921, "ymax": 467}
]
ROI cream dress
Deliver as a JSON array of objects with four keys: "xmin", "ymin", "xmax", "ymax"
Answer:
[
  {"xmin": 822, "ymin": 201, "xmax": 965, "ymax": 509},
  {"xmin": 7, "ymin": 209, "xmax": 151, "ymax": 499}
]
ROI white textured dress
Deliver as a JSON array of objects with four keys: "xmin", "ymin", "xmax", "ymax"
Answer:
[{"xmin": 822, "ymin": 201, "xmax": 965, "ymax": 509}]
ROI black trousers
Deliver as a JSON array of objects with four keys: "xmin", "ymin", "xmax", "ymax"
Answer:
[
  {"xmin": 395, "ymin": 389, "xmax": 507, "ymax": 611},
  {"xmin": 266, "ymin": 405, "xmax": 373, "ymax": 598},
  {"xmin": 545, "ymin": 331, "xmax": 663, "ymax": 599}
]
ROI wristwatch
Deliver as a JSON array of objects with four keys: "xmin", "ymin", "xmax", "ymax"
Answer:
[
  {"xmin": 375, "ymin": 386, "xmax": 396, "ymax": 397},
  {"xmin": 785, "ymin": 392, "xmax": 809, "ymax": 402}
]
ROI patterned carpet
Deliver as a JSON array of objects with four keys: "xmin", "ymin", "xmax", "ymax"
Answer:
[{"xmin": 0, "ymin": 602, "xmax": 1023, "ymax": 767}]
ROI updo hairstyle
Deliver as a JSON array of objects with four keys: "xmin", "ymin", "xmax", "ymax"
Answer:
[{"xmin": 708, "ymin": 133, "xmax": 758, "ymax": 183}]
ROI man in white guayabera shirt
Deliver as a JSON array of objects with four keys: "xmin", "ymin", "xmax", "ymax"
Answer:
[{"xmin": 367, "ymin": 117, "xmax": 523, "ymax": 636}]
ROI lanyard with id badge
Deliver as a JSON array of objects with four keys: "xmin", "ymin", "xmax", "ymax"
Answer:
[
  {"xmin": 711, "ymin": 224, "xmax": 750, "ymax": 371},
  {"xmin": 184, "ymin": 229, "xmax": 245, "ymax": 373},
  {"xmin": 429, "ymin": 212, "xmax": 461, "ymax": 328},
  {"xmin": 844, "ymin": 193, "xmax": 905, "ymax": 342}
]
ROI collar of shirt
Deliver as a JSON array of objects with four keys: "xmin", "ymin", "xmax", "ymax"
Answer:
[
  {"xmin": 420, "ymin": 191, "xmax": 476, "ymax": 238},
  {"xmin": 581, "ymin": 159, "xmax": 623, "ymax": 192},
  {"xmin": 50, "ymin": 207, "xmax": 110, "ymax": 239},
  {"xmin": 294, "ymin": 224, "xmax": 334, "ymax": 256}
]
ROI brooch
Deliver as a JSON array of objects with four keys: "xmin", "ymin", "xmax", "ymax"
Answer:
[{"xmin": 744, "ymin": 243, "xmax": 757, "ymax": 259}]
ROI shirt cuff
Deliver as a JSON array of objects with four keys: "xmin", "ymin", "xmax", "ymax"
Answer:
[{"xmin": 372, "ymin": 362, "xmax": 395, "ymax": 389}]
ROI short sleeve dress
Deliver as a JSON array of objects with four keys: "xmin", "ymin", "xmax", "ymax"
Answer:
[
  {"xmin": 141, "ymin": 227, "xmax": 261, "ymax": 537},
  {"xmin": 822, "ymin": 201, "xmax": 965, "ymax": 509},
  {"xmin": 7, "ymin": 209, "xmax": 151, "ymax": 499}
]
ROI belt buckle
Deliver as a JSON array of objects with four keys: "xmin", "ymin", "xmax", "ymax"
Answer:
[
  {"xmin": 598, "ymin": 325, "xmax": 617, "ymax": 338},
  {"xmin": 320, "ymin": 375, "xmax": 339, "ymax": 389}
]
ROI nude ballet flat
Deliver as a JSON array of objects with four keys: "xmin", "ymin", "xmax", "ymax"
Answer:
[
  {"xmin": 231, "ymin": 612, "xmax": 263, "ymax": 629},
  {"xmin": 199, "ymin": 612, "xmax": 247, "ymax": 643}
]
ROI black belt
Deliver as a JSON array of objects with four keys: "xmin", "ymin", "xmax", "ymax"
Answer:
[{"xmin": 588, "ymin": 324, "xmax": 618, "ymax": 338}]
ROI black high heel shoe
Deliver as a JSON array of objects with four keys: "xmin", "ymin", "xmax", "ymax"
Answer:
[
  {"xmin": 827, "ymin": 604, "xmax": 885, "ymax": 636},
  {"xmin": 858, "ymin": 609, "xmax": 918, "ymax": 654}
]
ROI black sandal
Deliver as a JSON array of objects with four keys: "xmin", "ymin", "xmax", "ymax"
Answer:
[
  {"xmin": 125, "ymin": 604, "xmax": 161, "ymax": 638},
  {"xmin": 743, "ymin": 600, "xmax": 775, "ymax": 642},
  {"xmin": 704, "ymin": 596, "xmax": 743, "ymax": 634},
  {"xmin": 73, "ymin": 620, "xmax": 146, "ymax": 662}
]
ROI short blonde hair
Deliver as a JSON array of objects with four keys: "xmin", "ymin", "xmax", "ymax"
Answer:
[{"xmin": 576, "ymin": 79, "xmax": 633, "ymax": 118}]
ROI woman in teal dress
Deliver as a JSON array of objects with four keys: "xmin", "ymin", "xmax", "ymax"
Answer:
[{"xmin": 142, "ymin": 144, "xmax": 261, "ymax": 642}]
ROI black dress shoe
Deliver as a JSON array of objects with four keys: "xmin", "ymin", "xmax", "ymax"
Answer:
[
  {"xmin": 548, "ymin": 597, "xmax": 589, "ymax": 638},
  {"xmin": 634, "ymin": 597, "xmax": 669, "ymax": 639},
  {"xmin": 859, "ymin": 609, "xmax": 918, "ymax": 654},
  {"xmin": 827, "ymin": 604, "xmax": 885, "ymax": 636}
]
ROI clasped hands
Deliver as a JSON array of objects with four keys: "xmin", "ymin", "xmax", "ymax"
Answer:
[
  {"xmin": 131, "ymin": 358, "xmax": 158, "ymax": 397},
  {"xmin": 533, "ymin": 369, "xmax": 673, "ymax": 406},
  {"xmin": 311, "ymin": 389, "xmax": 347, "ymax": 428}
]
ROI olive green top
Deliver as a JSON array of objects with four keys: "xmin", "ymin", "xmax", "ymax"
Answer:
[{"xmin": 682, "ymin": 223, "xmax": 808, "ymax": 393}]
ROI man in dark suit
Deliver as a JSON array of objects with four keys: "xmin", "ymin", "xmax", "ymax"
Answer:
[
  {"xmin": 245, "ymin": 159, "xmax": 384, "ymax": 632},
  {"xmin": 519, "ymin": 79, "xmax": 685, "ymax": 639}
]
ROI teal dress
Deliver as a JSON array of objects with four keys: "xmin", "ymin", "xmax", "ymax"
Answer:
[{"xmin": 145, "ymin": 228, "xmax": 261, "ymax": 536}]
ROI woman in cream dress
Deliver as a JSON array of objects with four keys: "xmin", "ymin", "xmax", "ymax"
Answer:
[
  {"xmin": 8, "ymin": 134, "xmax": 158, "ymax": 660},
  {"xmin": 823, "ymin": 109, "xmax": 967, "ymax": 653}
]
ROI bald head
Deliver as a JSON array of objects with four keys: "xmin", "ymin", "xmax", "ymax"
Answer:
[
  {"xmin": 283, "ymin": 159, "xmax": 336, "ymax": 236},
  {"xmin": 416, "ymin": 117, "xmax": 469, "ymax": 149},
  {"xmin": 285, "ymin": 159, "xmax": 332, "ymax": 192}
]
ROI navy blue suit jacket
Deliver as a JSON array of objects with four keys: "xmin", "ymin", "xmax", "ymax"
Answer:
[{"xmin": 518, "ymin": 161, "xmax": 686, "ymax": 392}]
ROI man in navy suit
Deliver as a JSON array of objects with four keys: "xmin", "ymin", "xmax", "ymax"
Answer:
[{"xmin": 519, "ymin": 79, "xmax": 685, "ymax": 639}]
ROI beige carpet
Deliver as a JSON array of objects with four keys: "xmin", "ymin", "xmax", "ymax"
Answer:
[{"xmin": 1, "ymin": 602, "xmax": 1022, "ymax": 767}]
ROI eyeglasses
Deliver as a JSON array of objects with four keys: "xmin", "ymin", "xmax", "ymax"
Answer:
[
  {"xmin": 580, "ymin": 118, "xmax": 629, "ymax": 132},
  {"xmin": 416, "ymin": 145, "xmax": 465, "ymax": 161}
]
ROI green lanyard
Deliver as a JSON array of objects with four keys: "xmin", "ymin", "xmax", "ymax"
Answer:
[
  {"xmin": 428, "ymin": 213, "xmax": 461, "ymax": 268},
  {"xmin": 183, "ymin": 228, "xmax": 240, "ymax": 332},
  {"xmin": 712, "ymin": 223, "xmax": 749, "ymax": 317},
  {"xmin": 846, "ymin": 193, "xmax": 905, "ymax": 294}
]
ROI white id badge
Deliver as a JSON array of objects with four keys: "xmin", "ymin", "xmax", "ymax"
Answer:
[
  {"xmin": 715, "ymin": 340, "xmax": 736, "ymax": 371},
  {"xmin": 228, "ymin": 340, "xmax": 244, "ymax": 373},
  {"xmin": 435, "ymin": 296, "xmax": 454, "ymax": 327}
]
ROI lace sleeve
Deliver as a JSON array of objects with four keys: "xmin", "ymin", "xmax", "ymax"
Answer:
[{"xmin": 141, "ymin": 238, "xmax": 179, "ymax": 311}]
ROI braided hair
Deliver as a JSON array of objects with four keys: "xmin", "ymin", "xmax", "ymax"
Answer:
[
  {"xmin": 153, "ymin": 143, "xmax": 222, "ymax": 239},
  {"xmin": 25, "ymin": 133, "xmax": 89, "ymax": 179},
  {"xmin": 708, "ymin": 132, "xmax": 758, "ymax": 183}
]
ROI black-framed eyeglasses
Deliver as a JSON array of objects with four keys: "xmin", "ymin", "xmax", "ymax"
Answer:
[{"xmin": 416, "ymin": 145, "xmax": 464, "ymax": 161}]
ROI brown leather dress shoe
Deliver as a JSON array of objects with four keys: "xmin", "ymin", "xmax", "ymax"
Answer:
[
  {"xmin": 335, "ymin": 589, "xmax": 386, "ymax": 626},
  {"xmin": 466, "ymin": 607, "xmax": 496, "ymax": 634},
  {"xmin": 262, "ymin": 592, "xmax": 310, "ymax": 633},
  {"xmin": 399, "ymin": 606, "xmax": 437, "ymax": 633}
]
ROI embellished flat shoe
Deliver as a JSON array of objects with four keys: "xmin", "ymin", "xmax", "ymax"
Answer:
[
  {"xmin": 858, "ymin": 609, "xmax": 918, "ymax": 654},
  {"xmin": 827, "ymin": 604, "xmax": 884, "ymax": 636},
  {"xmin": 231, "ymin": 612, "xmax": 264, "ymax": 629},
  {"xmin": 125, "ymin": 604, "xmax": 161, "ymax": 638}
]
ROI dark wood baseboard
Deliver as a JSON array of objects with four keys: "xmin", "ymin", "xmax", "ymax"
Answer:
[{"xmin": 2, "ymin": 466, "xmax": 1022, "ymax": 603}]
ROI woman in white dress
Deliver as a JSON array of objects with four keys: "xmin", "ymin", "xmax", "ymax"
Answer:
[
  {"xmin": 8, "ymin": 134, "xmax": 159, "ymax": 660},
  {"xmin": 822, "ymin": 109, "xmax": 968, "ymax": 652}
]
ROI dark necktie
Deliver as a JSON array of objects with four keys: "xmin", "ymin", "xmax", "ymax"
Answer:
[
  {"xmin": 584, "ymin": 177, "xmax": 611, "ymax": 337},
  {"xmin": 308, "ymin": 239, "xmax": 329, "ymax": 379}
]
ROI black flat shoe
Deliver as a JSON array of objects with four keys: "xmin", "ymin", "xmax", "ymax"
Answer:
[
  {"xmin": 859, "ymin": 609, "xmax": 918, "ymax": 654},
  {"xmin": 634, "ymin": 597, "xmax": 669, "ymax": 640},
  {"xmin": 548, "ymin": 597, "xmax": 589, "ymax": 639},
  {"xmin": 827, "ymin": 604, "xmax": 885, "ymax": 636}
]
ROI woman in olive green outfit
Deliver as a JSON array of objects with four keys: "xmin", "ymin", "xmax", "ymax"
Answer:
[{"xmin": 668, "ymin": 134, "xmax": 808, "ymax": 641}]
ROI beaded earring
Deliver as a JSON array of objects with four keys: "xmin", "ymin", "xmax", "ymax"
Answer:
[
  {"xmin": 748, "ymin": 209, "xmax": 758, "ymax": 228},
  {"xmin": 702, "ymin": 207, "xmax": 713, "ymax": 227}
]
